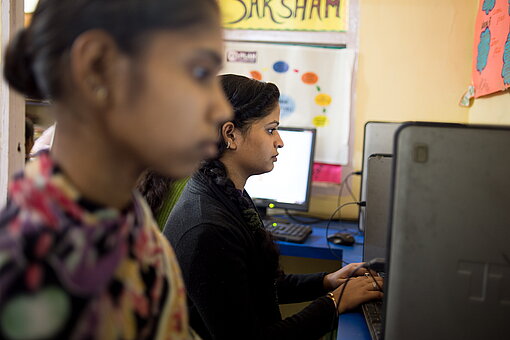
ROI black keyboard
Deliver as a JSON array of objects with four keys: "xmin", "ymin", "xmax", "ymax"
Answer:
[
  {"xmin": 362, "ymin": 300, "xmax": 383, "ymax": 340},
  {"xmin": 263, "ymin": 220, "xmax": 312, "ymax": 243}
]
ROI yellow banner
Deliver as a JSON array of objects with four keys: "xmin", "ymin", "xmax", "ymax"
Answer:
[{"xmin": 219, "ymin": 0, "xmax": 348, "ymax": 32}]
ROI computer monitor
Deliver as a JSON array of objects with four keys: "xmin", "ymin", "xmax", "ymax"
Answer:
[
  {"xmin": 359, "ymin": 122, "xmax": 402, "ymax": 231},
  {"xmin": 245, "ymin": 127, "xmax": 316, "ymax": 218},
  {"xmin": 383, "ymin": 122, "xmax": 510, "ymax": 339},
  {"xmin": 363, "ymin": 154, "xmax": 392, "ymax": 262}
]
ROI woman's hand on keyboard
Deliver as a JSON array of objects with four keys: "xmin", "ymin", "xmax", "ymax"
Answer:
[
  {"xmin": 323, "ymin": 262, "xmax": 374, "ymax": 291},
  {"xmin": 333, "ymin": 276, "xmax": 384, "ymax": 314}
]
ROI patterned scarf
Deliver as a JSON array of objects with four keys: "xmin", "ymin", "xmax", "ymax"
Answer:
[{"xmin": 0, "ymin": 151, "xmax": 196, "ymax": 339}]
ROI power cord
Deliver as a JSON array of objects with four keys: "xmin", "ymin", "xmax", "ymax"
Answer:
[
  {"xmin": 336, "ymin": 171, "xmax": 362, "ymax": 233},
  {"xmin": 326, "ymin": 201, "xmax": 365, "ymax": 264},
  {"xmin": 284, "ymin": 170, "xmax": 362, "ymax": 226},
  {"xmin": 282, "ymin": 170, "xmax": 362, "ymax": 227},
  {"xmin": 344, "ymin": 177, "xmax": 358, "ymax": 204},
  {"xmin": 336, "ymin": 170, "xmax": 362, "ymax": 209}
]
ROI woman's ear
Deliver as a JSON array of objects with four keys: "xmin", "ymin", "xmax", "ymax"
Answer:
[
  {"xmin": 69, "ymin": 30, "xmax": 123, "ymax": 111},
  {"xmin": 221, "ymin": 122, "xmax": 237, "ymax": 150}
]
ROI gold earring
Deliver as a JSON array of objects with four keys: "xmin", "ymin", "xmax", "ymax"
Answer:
[{"xmin": 95, "ymin": 87, "xmax": 108, "ymax": 101}]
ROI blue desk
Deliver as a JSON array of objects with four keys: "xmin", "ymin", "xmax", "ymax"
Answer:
[
  {"xmin": 337, "ymin": 311, "xmax": 371, "ymax": 340},
  {"xmin": 275, "ymin": 219, "xmax": 364, "ymax": 264},
  {"xmin": 271, "ymin": 216, "xmax": 370, "ymax": 340}
]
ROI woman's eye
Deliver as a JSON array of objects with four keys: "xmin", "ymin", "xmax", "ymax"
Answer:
[
  {"xmin": 191, "ymin": 66, "xmax": 212, "ymax": 82},
  {"xmin": 267, "ymin": 129, "xmax": 275, "ymax": 135}
]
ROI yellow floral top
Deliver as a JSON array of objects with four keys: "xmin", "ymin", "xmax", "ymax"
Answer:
[{"xmin": 0, "ymin": 151, "xmax": 197, "ymax": 339}]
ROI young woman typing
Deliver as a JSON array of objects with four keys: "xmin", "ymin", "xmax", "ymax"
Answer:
[{"xmin": 164, "ymin": 74, "xmax": 383, "ymax": 340}]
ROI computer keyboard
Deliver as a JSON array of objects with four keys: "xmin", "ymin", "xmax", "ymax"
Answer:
[
  {"xmin": 263, "ymin": 220, "xmax": 312, "ymax": 243},
  {"xmin": 362, "ymin": 300, "xmax": 383, "ymax": 340}
]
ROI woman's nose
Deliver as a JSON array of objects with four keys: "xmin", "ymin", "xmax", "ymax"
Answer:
[{"xmin": 275, "ymin": 133, "xmax": 284, "ymax": 149}]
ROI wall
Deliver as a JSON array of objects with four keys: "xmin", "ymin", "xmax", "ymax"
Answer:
[
  {"xmin": 306, "ymin": 0, "xmax": 480, "ymax": 219},
  {"xmin": 469, "ymin": 91, "xmax": 510, "ymax": 124}
]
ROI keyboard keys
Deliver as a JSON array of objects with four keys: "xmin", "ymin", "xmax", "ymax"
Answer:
[
  {"xmin": 263, "ymin": 221, "xmax": 312, "ymax": 243},
  {"xmin": 362, "ymin": 300, "xmax": 383, "ymax": 340}
]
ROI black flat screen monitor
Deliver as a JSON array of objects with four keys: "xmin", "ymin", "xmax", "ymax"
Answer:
[
  {"xmin": 363, "ymin": 154, "xmax": 392, "ymax": 262},
  {"xmin": 384, "ymin": 122, "xmax": 510, "ymax": 339},
  {"xmin": 245, "ymin": 127, "xmax": 316, "ymax": 218},
  {"xmin": 359, "ymin": 121, "xmax": 402, "ymax": 231}
]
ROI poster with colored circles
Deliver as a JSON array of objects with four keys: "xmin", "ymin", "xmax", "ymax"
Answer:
[
  {"xmin": 472, "ymin": 0, "xmax": 510, "ymax": 98},
  {"xmin": 223, "ymin": 42, "xmax": 355, "ymax": 165}
]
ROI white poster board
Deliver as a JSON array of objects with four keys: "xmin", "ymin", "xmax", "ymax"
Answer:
[{"xmin": 223, "ymin": 42, "xmax": 355, "ymax": 164}]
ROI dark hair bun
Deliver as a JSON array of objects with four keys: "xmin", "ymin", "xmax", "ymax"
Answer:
[
  {"xmin": 3, "ymin": 29, "xmax": 43, "ymax": 100},
  {"xmin": 4, "ymin": 0, "xmax": 219, "ymax": 102}
]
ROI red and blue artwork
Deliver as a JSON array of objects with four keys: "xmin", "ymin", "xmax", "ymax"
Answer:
[
  {"xmin": 477, "ymin": 28, "xmax": 491, "ymax": 72},
  {"xmin": 503, "ymin": 32, "xmax": 510, "ymax": 85},
  {"xmin": 472, "ymin": 0, "xmax": 510, "ymax": 97},
  {"xmin": 482, "ymin": 0, "xmax": 495, "ymax": 14}
]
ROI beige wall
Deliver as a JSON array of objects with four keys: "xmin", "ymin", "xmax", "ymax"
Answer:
[
  {"xmin": 307, "ymin": 0, "xmax": 484, "ymax": 219},
  {"xmin": 469, "ymin": 92, "xmax": 510, "ymax": 124}
]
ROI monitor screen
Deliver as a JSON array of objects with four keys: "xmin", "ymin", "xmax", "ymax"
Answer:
[{"xmin": 245, "ymin": 127, "xmax": 316, "ymax": 213}]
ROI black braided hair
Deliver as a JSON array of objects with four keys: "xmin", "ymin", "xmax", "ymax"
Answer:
[
  {"xmin": 199, "ymin": 159, "xmax": 281, "ymax": 279},
  {"xmin": 137, "ymin": 171, "xmax": 173, "ymax": 217}
]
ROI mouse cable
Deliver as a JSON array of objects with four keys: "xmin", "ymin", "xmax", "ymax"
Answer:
[
  {"xmin": 334, "ymin": 260, "xmax": 384, "ymax": 328},
  {"xmin": 326, "ymin": 201, "xmax": 364, "ymax": 265},
  {"xmin": 338, "ymin": 258, "xmax": 383, "ymax": 300},
  {"xmin": 328, "ymin": 258, "xmax": 384, "ymax": 330},
  {"xmin": 365, "ymin": 258, "xmax": 384, "ymax": 292}
]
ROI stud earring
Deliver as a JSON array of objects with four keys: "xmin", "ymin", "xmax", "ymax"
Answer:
[{"xmin": 95, "ymin": 87, "xmax": 108, "ymax": 101}]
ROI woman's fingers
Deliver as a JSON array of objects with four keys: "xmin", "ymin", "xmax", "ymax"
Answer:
[
  {"xmin": 365, "ymin": 290, "xmax": 384, "ymax": 300},
  {"xmin": 336, "ymin": 276, "xmax": 384, "ymax": 313},
  {"xmin": 363, "ymin": 276, "xmax": 384, "ymax": 290}
]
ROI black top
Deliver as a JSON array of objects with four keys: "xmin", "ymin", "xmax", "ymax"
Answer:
[{"xmin": 163, "ymin": 172, "xmax": 337, "ymax": 340}]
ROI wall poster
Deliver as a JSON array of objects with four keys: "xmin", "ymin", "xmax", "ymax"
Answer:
[
  {"xmin": 472, "ymin": 0, "xmax": 510, "ymax": 97},
  {"xmin": 223, "ymin": 41, "xmax": 355, "ymax": 165}
]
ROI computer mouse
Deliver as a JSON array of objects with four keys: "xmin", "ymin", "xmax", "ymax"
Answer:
[{"xmin": 327, "ymin": 232, "xmax": 355, "ymax": 246}]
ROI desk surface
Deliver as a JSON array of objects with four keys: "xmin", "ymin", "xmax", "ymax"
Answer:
[
  {"xmin": 337, "ymin": 311, "xmax": 371, "ymax": 340},
  {"xmin": 275, "ymin": 218, "xmax": 364, "ymax": 264},
  {"xmin": 270, "ymin": 216, "xmax": 370, "ymax": 340}
]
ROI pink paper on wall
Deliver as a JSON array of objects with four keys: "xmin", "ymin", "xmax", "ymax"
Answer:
[
  {"xmin": 472, "ymin": 0, "xmax": 510, "ymax": 97},
  {"xmin": 312, "ymin": 163, "xmax": 342, "ymax": 184}
]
